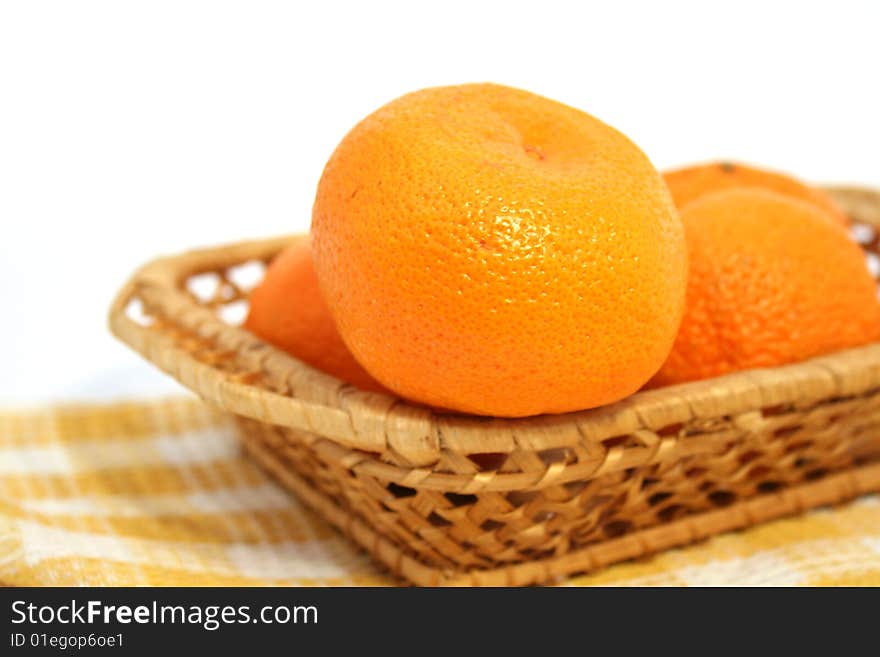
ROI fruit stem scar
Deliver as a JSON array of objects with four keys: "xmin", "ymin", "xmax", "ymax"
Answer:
[{"xmin": 523, "ymin": 144, "xmax": 546, "ymax": 161}]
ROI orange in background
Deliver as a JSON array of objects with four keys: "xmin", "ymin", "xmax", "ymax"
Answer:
[
  {"xmin": 245, "ymin": 236, "xmax": 386, "ymax": 393},
  {"xmin": 312, "ymin": 83, "xmax": 687, "ymax": 417},
  {"xmin": 663, "ymin": 161, "xmax": 848, "ymax": 226},
  {"xmin": 652, "ymin": 188, "xmax": 880, "ymax": 387}
]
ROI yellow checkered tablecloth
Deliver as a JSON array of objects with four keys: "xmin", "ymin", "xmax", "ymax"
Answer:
[{"xmin": 2, "ymin": 397, "xmax": 880, "ymax": 586}]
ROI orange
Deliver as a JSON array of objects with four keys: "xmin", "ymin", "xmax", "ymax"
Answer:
[
  {"xmin": 663, "ymin": 161, "xmax": 848, "ymax": 226},
  {"xmin": 652, "ymin": 188, "xmax": 880, "ymax": 387},
  {"xmin": 311, "ymin": 83, "xmax": 687, "ymax": 417},
  {"xmin": 245, "ymin": 235, "xmax": 385, "ymax": 393}
]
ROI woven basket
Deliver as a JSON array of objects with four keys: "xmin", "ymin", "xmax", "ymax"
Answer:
[{"xmin": 109, "ymin": 186, "xmax": 880, "ymax": 586}]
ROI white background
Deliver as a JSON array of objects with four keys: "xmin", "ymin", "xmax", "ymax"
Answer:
[{"xmin": 1, "ymin": 1, "xmax": 878, "ymax": 404}]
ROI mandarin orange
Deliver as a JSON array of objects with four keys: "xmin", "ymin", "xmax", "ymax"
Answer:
[
  {"xmin": 663, "ymin": 161, "xmax": 848, "ymax": 226},
  {"xmin": 245, "ymin": 235, "xmax": 385, "ymax": 393},
  {"xmin": 311, "ymin": 83, "xmax": 687, "ymax": 416},
  {"xmin": 652, "ymin": 188, "xmax": 880, "ymax": 387}
]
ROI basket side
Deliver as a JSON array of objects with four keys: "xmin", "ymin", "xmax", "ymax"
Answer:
[{"xmin": 241, "ymin": 422, "xmax": 880, "ymax": 586}]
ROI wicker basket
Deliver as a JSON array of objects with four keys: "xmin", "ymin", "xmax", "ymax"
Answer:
[{"xmin": 109, "ymin": 186, "xmax": 880, "ymax": 586}]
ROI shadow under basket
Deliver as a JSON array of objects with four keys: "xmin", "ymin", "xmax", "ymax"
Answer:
[{"xmin": 110, "ymin": 186, "xmax": 880, "ymax": 586}]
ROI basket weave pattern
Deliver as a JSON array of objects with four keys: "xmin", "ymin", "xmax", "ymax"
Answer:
[{"xmin": 110, "ymin": 187, "xmax": 880, "ymax": 585}]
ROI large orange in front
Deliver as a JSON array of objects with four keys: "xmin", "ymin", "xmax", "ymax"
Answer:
[{"xmin": 311, "ymin": 83, "xmax": 687, "ymax": 417}]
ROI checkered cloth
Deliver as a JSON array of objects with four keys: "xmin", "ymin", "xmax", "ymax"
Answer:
[{"xmin": 2, "ymin": 397, "xmax": 880, "ymax": 586}]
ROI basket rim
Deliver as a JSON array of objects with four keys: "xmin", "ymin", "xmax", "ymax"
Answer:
[{"xmin": 108, "ymin": 186, "xmax": 880, "ymax": 470}]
